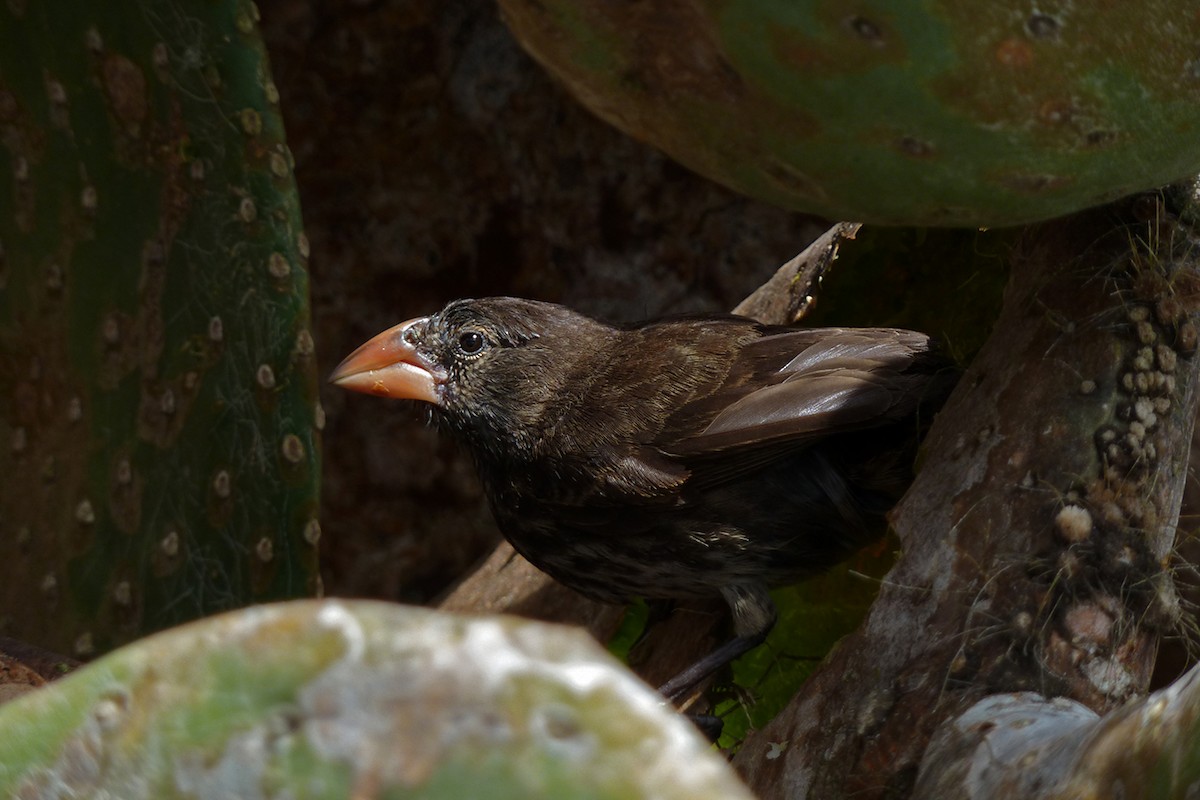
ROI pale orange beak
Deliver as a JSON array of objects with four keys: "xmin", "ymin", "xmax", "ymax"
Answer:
[{"xmin": 329, "ymin": 318, "xmax": 442, "ymax": 403}]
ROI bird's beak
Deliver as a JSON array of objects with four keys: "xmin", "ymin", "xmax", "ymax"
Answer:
[{"xmin": 329, "ymin": 317, "xmax": 441, "ymax": 403}]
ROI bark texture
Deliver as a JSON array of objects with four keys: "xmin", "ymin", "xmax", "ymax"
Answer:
[{"xmin": 735, "ymin": 193, "xmax": 1200, "ymax": 797}]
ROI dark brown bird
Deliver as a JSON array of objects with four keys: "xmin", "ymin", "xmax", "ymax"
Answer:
[{"xmin": 331, "ymin": 297, "xmax": 954, "ymax": 698}]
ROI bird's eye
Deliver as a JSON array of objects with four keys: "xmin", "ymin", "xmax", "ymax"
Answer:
[{"xmin": 457, "ymin": 330, "xmax": 486, "ymax": 355}]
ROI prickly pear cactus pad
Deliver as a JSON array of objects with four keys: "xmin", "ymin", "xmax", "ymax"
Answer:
[
  {"xmin": 497, "ymin": 1, "xmax": 1200, "ymax": 227},
  {"xmin": 0, "ymin": 601, "xmax": 756, "ymax": 800},
  {"xmin": 0, "ymin": 2, "xmax": 320, "ymax": 656}
]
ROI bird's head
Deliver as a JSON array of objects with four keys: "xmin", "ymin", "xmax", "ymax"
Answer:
[{"xmin": 330, "ymin": 297, "xmax": 609, "ymax": 457}]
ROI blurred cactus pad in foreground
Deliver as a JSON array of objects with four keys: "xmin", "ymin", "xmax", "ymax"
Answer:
[
  {"xmin": 0, "ymin": 601, "xmax": 755, "ymax": 799},
  {"xmin": 0, "ymin": 0, "xmax": 320, "ymax": 657}
]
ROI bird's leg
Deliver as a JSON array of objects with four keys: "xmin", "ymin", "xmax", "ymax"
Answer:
[{"xmin": 658, "ymin": 582, "xmax": 777, "ymax": 702}]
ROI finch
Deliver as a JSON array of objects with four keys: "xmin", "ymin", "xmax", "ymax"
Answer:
[{"xmin": 331, "ymin": 297, "xmax": 954, "ymax": 698}]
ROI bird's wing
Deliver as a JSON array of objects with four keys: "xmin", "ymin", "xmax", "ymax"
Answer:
[
  {"xmin": 546, "ymin": 326, "xmax": 949, "ymax": 506},
  {"xmin": 662, "ymin": 327, "xmax": 946, "ymax": 459},
  {"xmin": 592, "ymin": 444, "xmax": 692, "ymax": 499}
]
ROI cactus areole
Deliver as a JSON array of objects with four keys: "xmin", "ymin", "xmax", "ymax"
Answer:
[{"xmin": 498, "ymin": 1, "xmax": 1200, "ymax": 227}]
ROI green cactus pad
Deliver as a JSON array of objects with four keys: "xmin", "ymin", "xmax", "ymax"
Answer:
[
  {"xmin": 0, "ymin": 0, "xmax": 319, "ymax": 656},
  {"xmin": 0, "ymin": 600, "xmax": 755, "ymax": 800},
  {"xmin": 498, "ymin": 1, "xmax": 1200, "ymax": 227}
]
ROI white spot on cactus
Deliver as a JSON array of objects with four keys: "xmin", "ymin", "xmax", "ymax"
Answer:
[
  {"xmin": 235, "ymin": 8, "xmax": 255, "ymax": 33},
  {"xmin": 46, "ymin": 79, "xmax": 67, "ymax": 106},
  {"xmin": 160, "ymin": 387, "xmax": 176, "ymax": 415},
  {"xmin": 1134, "ymin": 397, "xmax": 1155, "ymax": 421},
  {"xmin": 1135, "ymin": 320, "xmax": 1156, "ymax": 345},
  {"xmin": 102, "ymin": 313, "xmax": 120, "ymax": 344},
  {"xmin": 281, "ymin": 433, "xmax": 305, "ymax": 464},
  {"xmin": 93, "ymin": 693, "xmax": 129, "ymax": 731},
  {"xmin": 267, "ymin": 252, "xmax": 290, "ymax": 278},
  {"xmin": 45, "ymin": 262, "xmax": 63, "ymax": 293},
  {"xmin": 1157, "ymin": 344, "xmax": 1177, "ymax": 373},
  {"xmin": 84, "ymin": 27, "xmax": 103, "ymax": 53},
  {"xmin": 294, "ymin": 329, "xmax": 314, "ymax": 357},
  {"xmin": 257, "ymin": 364, "xmax": 276, "ymax": 389},
  {"xmin": 160, "ymin": 529, "xmax": 180, "ymax": 557},
  {"xmin": 238, "ymin": 197, "xmax": 256, "ymax": 222},
  {"xmin": 315, "ymin": 602, "xmax": 366, "ymax": 660},
  {"xmin": 1055, "ymin": 505, "xmax": 1092, "ymax": 542},
  {"xmin": 269, "ymin": 151, "xmax": 289, "ymax": 178},
  {"xmin": 239, "ymin": 108, "xmax": 262, "ymax": 136},
  {"xmin": 213, "ymin": 469, "xmax": 231, "ymax": 499},
  {"xmin": 75, "ymin": 499, "xmax": 95, "ymax": 524},
  {"xmin": 1081, "ymin": 656, "xmax": 1134, "ymax": 698}
]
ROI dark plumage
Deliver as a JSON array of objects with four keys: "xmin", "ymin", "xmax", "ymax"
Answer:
[{"xmin": 331, "ymin": 297, "xmax": 955, "ymax": 698}]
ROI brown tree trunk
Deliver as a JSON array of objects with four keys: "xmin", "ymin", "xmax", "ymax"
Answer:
[{"xmin": 736, "ymin": 192, "xmax": 1200, "ymax": 797}]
